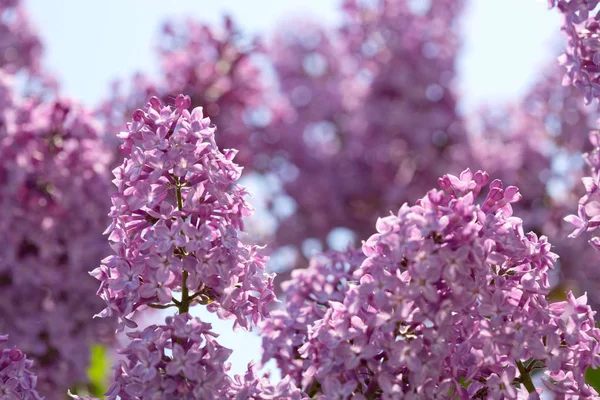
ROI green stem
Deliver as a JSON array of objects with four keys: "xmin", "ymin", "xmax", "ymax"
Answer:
[
  {"xmin": 516, "ymin": 360, "xmax": 535, "ymax": 393},
  {"xmin": 147, "ymin": 303, "xmax": 177, "ymax": 310},
  {"xmin": 173, "ymin": 178, "xmax": 190, "ymax": 314},
  {"xmin": 175, "ymin": 177, "xmax": 184, "ymax": 211},
  {"xmin": 178, "ymin": 271, "xmax": 190, "ymax": 314}
]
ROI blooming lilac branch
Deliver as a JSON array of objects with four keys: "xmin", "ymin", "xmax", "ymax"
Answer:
[
  {"xmin": 78, "ymin": 94, "xmax": 312, "ymax": 399},
  {"xmin": 265, "ymin": 168, "xmax": 600, "ymax": 399},
  {"xmin": 92, "ymin": 94, "xmax": 276, "ymax": 331}
]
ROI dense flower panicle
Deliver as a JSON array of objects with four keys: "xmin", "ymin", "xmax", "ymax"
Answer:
[
  {"xmin": 0, "ymin": 335, "xmax": 43, "ymax": 400},
  {"xmin": 260, "ymin": 248, "xmax": 364, "ymax": 385},
  {"xmin": 0, "ymin": 0, "xmax": 42, "ymax": 73},
  {"xmin": 295, "ymin": 169, "xmax": 600, "ymax": 399},
  {"xmin": 93, "ymin": 94, "xmax": 276, "ymax": 331},
  {"xmin": 0, "ymin": 73, "xmax": 115, "ymax": 397}
]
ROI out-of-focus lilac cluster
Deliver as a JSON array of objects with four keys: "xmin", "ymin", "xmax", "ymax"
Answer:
[
  {"xmin": 0, "ymin": 0, "xmax": 41, "ymax": 74},
  {"xmin": 266, "ymin": 169, "xmax": 600, "ymax": 398},
  {"xmin": 92, "ymin": 94, "xmax": 276, "ymax": 331},
  {"xmin": 97, "ymin": 17, "xmax": 267, "ymax": 167},
  {"xmin": 0, "ymin": 335, "xmax": 42, "ymax": 400},
  {"xmin": 550, "ymin": 0, "xmax": 600, "ymax": 104},
  {"xmin": 257, "ymin": 0, "xmax": 467, "ymax": 267},
  {"xmin": 0, "ymin": 71, "xmax": 114, "ymax": 397}
]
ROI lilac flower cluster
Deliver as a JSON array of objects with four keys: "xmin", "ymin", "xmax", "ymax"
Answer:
[
  {"xmin": 0, "ymin": 335, "xmax": 42, "ymax": 400},
  {"xmin": 285, "ymin": 169, "xmax": 600, "ymax": 399},
  {"xmin": 260, "ymin": 248, "xmax": 365, "ymax": 384},
  {"xmin": 79, "ymin": 95, "xmax": 310, "ymax": 400},
  {"xmin": 92, "ymin": 94, "xmax": 276, "ymax": 330},
  {"xmin": 0, "ymin": 72, "xmax": 115, "ymax": 397}
]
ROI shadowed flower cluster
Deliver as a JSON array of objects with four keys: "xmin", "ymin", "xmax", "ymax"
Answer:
[{"xmin": 0, "ymin": 72, "xmax": 115, "ymax": 397}]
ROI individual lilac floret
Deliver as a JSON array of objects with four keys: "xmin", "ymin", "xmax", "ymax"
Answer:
[
  {"xmin": 0, "ymin": 335, "xmax": 43, "ymax": 400},
  {"xmin": 92, "ymin": 94, "xmax": 276, "ymax": 331},
  {"xmin": 298, "ymin": 169, "xmax": 600, "ymax": 399},
  {"xmin": 260, "ymin": 248, "xmax": 364, "ymax": 384}
]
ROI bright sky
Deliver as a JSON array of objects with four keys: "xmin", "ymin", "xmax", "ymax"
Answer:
[{"xmin": 23, "ymin": 0, "xmax": 564, "ymax": 380}]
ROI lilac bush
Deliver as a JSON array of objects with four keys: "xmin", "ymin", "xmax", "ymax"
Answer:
[{"xmin": 4, "ymin": 0, "xmax": 600, "ymax": 399}]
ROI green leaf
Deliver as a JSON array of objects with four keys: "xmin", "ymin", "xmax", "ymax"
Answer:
[
  {"xmin": 86, "ymin": 344, "xmax": 110, "ymax": 396},
  {"xmin": 586, "ymin": 367, "xmax": 600, "ymax": 392},
  {"xmin": 459, "ymin": 376, "xmax": 472, "ymax": 388}
]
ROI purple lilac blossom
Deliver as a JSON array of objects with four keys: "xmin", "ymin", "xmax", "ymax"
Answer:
[
  {"xmin": 81, "ymin": 95, "xmax": 306, "ymax": 400},
  {"xmin": 0, "ymin": 70, "xmax": 115, "ymax": 397},
  {"xmin": 0, "ymin": 335, "xmax": 43, "ymax": 400},
  {"xmin": 294, "ymin": 169, "xmax": 600, "ymax": 398},
  {"xmin": 92, "ymin": 94, "xmax": 276, "ymax": 331}
]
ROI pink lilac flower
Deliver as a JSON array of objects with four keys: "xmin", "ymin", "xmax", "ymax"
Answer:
[
  {"xmin": 0, "ymin": 335, "xmax": 43, "ymax": 400},
  {"xmin": 92, "ymin": 94, "xmax": 276, "ymax": 331},
  {"xmin": 295, "ymin": 169, "xmax": 600, "ymax": 398},
  {"xmin": 0, "ymin": 72, "xmax": 115, "ymax": 397}
]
